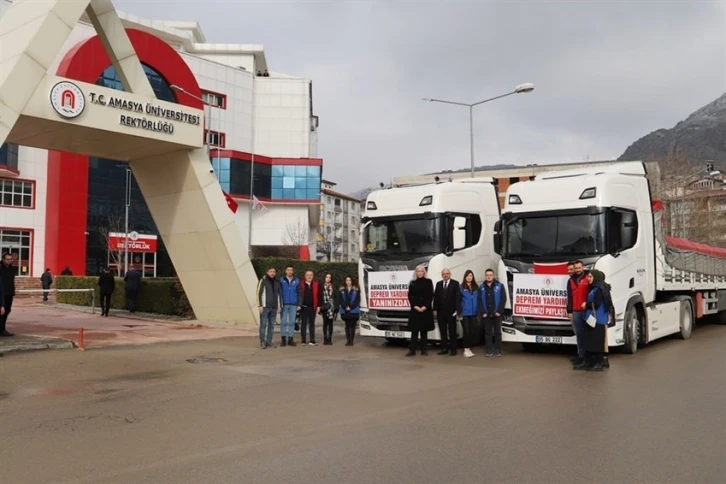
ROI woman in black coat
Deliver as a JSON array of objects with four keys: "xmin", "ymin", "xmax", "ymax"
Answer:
[{"xmin": 406, "ymin": 265, "xmax": 435, "ymax": 357}]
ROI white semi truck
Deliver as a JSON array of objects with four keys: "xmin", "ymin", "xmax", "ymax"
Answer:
[
  {"xmin": 496, "ymin": 161, "xmax": 726, "ymax": 353},
  {"xmin": 358, "ymin": 178, "xmax": 504, "ymax": 344}
]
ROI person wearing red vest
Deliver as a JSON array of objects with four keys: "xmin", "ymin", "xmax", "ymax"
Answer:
[
  {"xmin": 566, "ymin": 260, "xmax": 590, "ymax": 366},
  {"xmin": 298, "ymin": 270, "xmax": 320, "ymax": 346}
]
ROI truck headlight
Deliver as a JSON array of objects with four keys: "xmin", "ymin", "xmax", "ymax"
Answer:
[{"xmin": 360, "ymin": 311, "xmax": 369, "ymax": 322}]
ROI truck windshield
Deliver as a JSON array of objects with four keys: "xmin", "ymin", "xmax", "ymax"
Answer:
[
  {"xmin": 363, "ymin": 215, "xmax": 443, "ymax": 257},
  {"xmin": 503, "ymin": 212, "xmax": 607, "ymax": 258}
]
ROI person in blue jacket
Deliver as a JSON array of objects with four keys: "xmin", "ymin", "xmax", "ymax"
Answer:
[
  {"xmin": 479, "ymin": 268, "xmax": 507, "ymax": 357},
  {"xmin": 339, "ymin": 276, "xmax": 360, "ymax": 346},
  {"xmin": 457, "ymin": 270, "xmax": 478, "ymax": 358},
  {"xmin": 578, "ymin": 270, "xmax": 612, "ymax": 371},
  {"xmin": 279, "ymin": 265, "xmax": 300, "ymax": 347}
]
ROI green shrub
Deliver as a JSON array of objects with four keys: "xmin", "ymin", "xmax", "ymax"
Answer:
[
  {"xmin": 54, "ymin": 276, "xmax": 194, "ymax": 318},
  {"xmin": 251, "ymin": 258, "xmax": 358, "ymax": 286},
  {"xmin": 54, "ymin": 258, "xmax": 358, "ymax": 316}
]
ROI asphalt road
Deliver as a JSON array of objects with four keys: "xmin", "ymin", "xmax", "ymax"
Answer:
[{"xmin": 1, "ymin": 323, "xmax": 725, "ymax": 484}]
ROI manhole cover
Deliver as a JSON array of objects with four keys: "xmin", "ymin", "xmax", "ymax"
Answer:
[{"xmin": 186, "ymin": 357, "xmax": 227, "ymax": 364}]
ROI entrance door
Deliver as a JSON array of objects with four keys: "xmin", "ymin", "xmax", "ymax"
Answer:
[{"xmin": 0, "ymin": 228, "xmax": 32, "ymax": 276}]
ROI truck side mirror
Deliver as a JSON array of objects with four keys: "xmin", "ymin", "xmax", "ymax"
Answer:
[
  {"xmin": 452, "ymin": 216, "xmax": 467, "ymax": 251},
  {"xmin": 620, "ymin": 212, "xmax": 637, "ymax": 250},
  {"xmin": 493, "ymin": 220, "xmax": 502, "ymax": 255}
]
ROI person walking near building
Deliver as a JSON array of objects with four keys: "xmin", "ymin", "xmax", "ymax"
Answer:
[
  {"xmin": 98, "ymin": 267, "xmax": 115, "ymax": 317},
  {"xmin": 280, "ymin": 265, "xmax": 300, "ymax": 347},
  {"xmin": 61, "ymin": 266, "xmax": 72, "ymax": 276},
  {"xmin": 339, "ymin": 276, "xmax": 360, "ymax": 346},
  {"xmin": 406, "ymin": 265, "xmax": 434, "ymax": 357},
  {"xmin": 480, "ymin": 268, "xmax": 507, "ymax": 357},
  {"xmin": 577, "ymin": 270, "xmax": 612, "ymax": 371},
  {"xmin": 567, "ymin": 260, "xmax": 589, "ymax": 366},
  {"xmin": 319, "ymin": 273, "xmax": 339, "ymax": 345},
  {"xmin": 257, "ymin": 266, "xmax": 282, "ymax": 349},
  {"xmin": 123, "ymin": 265, "xmax": 141, "ymax": 313},
  {"xmin": 298, "ymin": 270, "xmax": 320, "ymax": 346},
  {"xmin": 40, "ymin": 268, "xmax": 53, "ymax": 302},
  {"xmin": 457, "ymin": 270, "xmax": 479, "ymax": 358},
  {"xmin": 0, "ymin": 253, "xmax": 16, "ymax": 337},
  {"xmin": 433, "ymin": 268, "xmax": 459, "ymax": 356}
]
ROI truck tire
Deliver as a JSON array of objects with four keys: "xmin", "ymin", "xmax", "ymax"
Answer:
[
  {"xmin": 622, "ymin": 305, "xmax": 641, "ymax": 354},
  {"xmin": 677, "ymin": 298, "xmax": 694, "ymax": 340}
]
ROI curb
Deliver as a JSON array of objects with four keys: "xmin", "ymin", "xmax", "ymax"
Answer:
[{"xmin": 0, "ymin": 339, "xmax": 75, "ymax": 355}]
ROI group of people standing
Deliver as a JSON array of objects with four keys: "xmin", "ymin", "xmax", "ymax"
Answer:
[
  {"xmin": 406, "ymin": 266, "xmax": 507, "ymax": 358},
  {"xmin": 566, "ymin": 260, "xmax": 614, "ymax": 372},
  {"xmin": 256, "ymin": 265, "xmax": 360, "ymax": 349}
]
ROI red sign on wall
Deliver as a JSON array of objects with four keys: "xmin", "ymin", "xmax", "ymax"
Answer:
[{"xmin": 108, "ymin": 232, "xmax": 158, "ymax": 253}]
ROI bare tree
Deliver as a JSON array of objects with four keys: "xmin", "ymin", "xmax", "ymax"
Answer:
[
  {"xmin": 99, "ymin": 215, "xmax": 127, "ymax": 276},
  {"xmin": 280, "ymin": 219, "xmax": 309, "ymax": 258},
  {"xmin": 316, "ymin": 231, "xmax": 342, "ymax": 262}
]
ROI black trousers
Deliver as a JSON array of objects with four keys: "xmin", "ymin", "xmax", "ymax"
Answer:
[
  {"xmin": 461, "ymin": 315, "xmax": 476, "ymax": 348},
  {"xmin": 42, "ymin": 284, "xmax": 51, "ymax": 301},
  {"xmin": 126, "ymin": 290, "xmax": 138, "ymax": 312},
  {"xmin": 0, "ymin": 296, "xmax": 13, "ymax": 332},
  {"xmin": 585, "ymin": 351, "xmax": 603, "ymax": 367},
  {"xmin": 438, "ymin": 312, "xmax": 457, "ymax": 352},
  {"xmin": 344, "ymin": 317, "xmax": 358, "ymax": 342},
  {"xmin": 101, "ymin": 293, "xmax": 112, "ymax": 315},
  {"xmin": 322, "ymin": 314, "xmax": 334, "ymax": 341},
  {"xmin": 484, "ymin": 316, "xmax": 502, "ymax": 353},
  {"xmin": 301, "ymin": 307, "xmax": 316, "ymax": 343},
  {"xmin": 409, "ymin": 329, "xmax": 428, "ymax": 352}
]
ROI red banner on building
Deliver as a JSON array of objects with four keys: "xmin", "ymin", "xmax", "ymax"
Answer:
[{"xmin": 108, "ymin": 232, "xmax": 158, "ymax": 253}]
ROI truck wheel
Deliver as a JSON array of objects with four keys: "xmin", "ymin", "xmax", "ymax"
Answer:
[
  {"xmin": 622, "ymin": 306, "xmax": 640, "ymax": 354},
  {"xmin": 717, "ymin": 312, "xmax": 726, "ymax": 325},
  {"xmin": 677, "ymin": 298, "xmax": 693, "ymax": 340}
]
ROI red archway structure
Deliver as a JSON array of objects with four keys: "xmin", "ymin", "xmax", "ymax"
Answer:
[{"xmin": 45, "ymin": 29, "xmax": 203, "ymax": 275}]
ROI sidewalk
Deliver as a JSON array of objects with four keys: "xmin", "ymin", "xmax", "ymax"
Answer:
[{"xmin": 1, "ymin": 299, "xmax": 258, "ymax": 352}]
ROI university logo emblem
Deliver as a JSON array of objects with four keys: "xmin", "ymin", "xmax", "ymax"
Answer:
[{"xmin": 50, "ymin": 81, "xmax": 86, "ymax": 119}]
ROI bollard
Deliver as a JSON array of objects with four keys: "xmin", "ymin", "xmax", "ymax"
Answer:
[{"xmin": 77, "ymin": 327, "xmax": 85, "ymax": 351}]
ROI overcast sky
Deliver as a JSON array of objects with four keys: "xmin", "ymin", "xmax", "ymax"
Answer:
[{"xmin": 116, "ymin": 0, "xmax": 725, "ymax": 193}]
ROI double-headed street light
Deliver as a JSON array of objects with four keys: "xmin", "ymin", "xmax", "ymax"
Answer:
[{"xmin": 422, "ymin": 83, "xmax": 535, "ymax": 177}]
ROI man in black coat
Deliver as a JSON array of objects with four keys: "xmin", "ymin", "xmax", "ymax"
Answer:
[
  {"xmin": 433, "ymin": 268, "xmax": 460, "ymax": 356},
  {"xmin": 98, "ymin": 267, "xmax": 116, "ymax": 317},
  {"xmin": 0, "ymin": 252, "xmax": 16, "ymax": 336},
  {"xmin": 123, "ymin": 266, "xmax": 142, "ymax": 313},
  {"xmin": 40, "ymin": 268, "xmax": 53, "ymax": 302}
]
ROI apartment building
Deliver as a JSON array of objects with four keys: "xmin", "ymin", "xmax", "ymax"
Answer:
[{"xmin": 318, "ymin": 180, "xmax": 363, "ymax": 262}]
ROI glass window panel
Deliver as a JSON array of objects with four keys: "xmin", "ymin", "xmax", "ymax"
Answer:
[
  {"xmin": 271, "ymin": 165, "xmax": 284, "ymax": 177},
  {"xmin": 308, "ymin": 176, "xmax": 320, "ymax": 190},
  {"xmin": 294, "ymin": 189, "xmax": 307, "ymax": 199},
  {"xmin": 283, "ymin": 189, "xmax": 295, "ymax": 199},
  {"xmin": 282, "ymin": 176, "xmax": 295, "ymax": 189},
  {"xmin": 306, "ymin": 189, "xmax": 320, "ymax": 200},
  {"xmin": 271, "ymin": 188, "xmax": 283, "ymax": 199},
  {"xmin": 295, "ymin": 166, "xmax": 307, "ymax": 177},
  {"xmin": 23, "ymin": 195, "xmax": 32, "ymax": 207},
  {"xmin": 271, "ymin": 177, "xmax": 283, "ymax": 189},
  {"xmin": 295, "ymin": 176, "xmax": 307, "ymax": 189},
  {"xmin": 283, "ymin": 166, "xmax": 295, "ymax": 177},
  {"xmin": 220, "ymin": 157, "xmax": 231, "ymax": 170},
  {"xmin": 12, "ymin": 194, "xmax": 21, "ymax": 206},
  {"xmin": 22, "ymin": 182, "xmax": 32, "ymax": 194},
  {"xmin": 4, "ymin": 193, "xmax": 14, "ymax": 205},
  {"xmin": 219, "ymin": 169, "xmax": 230, "ymax": 183},
  {"xmin": 306, "ymin": 166, "xmax": 321, "ymax": 177},
  {"xmin": 220, "ymin": 181, "xmax": 230, "ymax": 193}
]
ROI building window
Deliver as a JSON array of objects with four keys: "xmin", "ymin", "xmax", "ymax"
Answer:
[
  {"xmin": 326, "ymin": 196, "xmax": 332, "ymax": 204},
  {"xmin": 201, "ymin": 90, "xmax": 227, "ymax": 109},
  {"xmin": 205, "ymin": 130, "xmax": 226, "ymax": 148},
  {"xmin": 270, "ymin": 165, "xmax": 321, "ymax": 201},
  {"xmin": 0, "ymin": 143, "xmax": 19, "ymax": 171},
  {"xmin": 334, "ymin": 198, "xmax": 341, "ymax": 207},
  {"xmin": 97, "ymin": 64, "xmax": 176, "ymax": 103},
  {"xmin": 0, "ymin": 228, "xmax": 32, "ymax": 276},
  {"xmin": 0, "ymin": 178, "xmax": 33, "ymax": 208}
]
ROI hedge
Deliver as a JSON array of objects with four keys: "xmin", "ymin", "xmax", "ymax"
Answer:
[{"xmin": 55, "ymin": 258, "xmax": 358, "ymax": 317}]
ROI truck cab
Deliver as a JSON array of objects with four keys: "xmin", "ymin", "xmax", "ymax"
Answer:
[{"xmin": 358, "ymin": 178, "xmax": 503, "ymax": 343}]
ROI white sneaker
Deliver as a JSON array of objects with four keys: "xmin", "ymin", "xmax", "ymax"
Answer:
[
  {"xmin": 464, "ymin": 349, "xmax": 475, "ymax": 358},
  {"xmin": 309, "ymin": 342, "xmax": 318, "ymax": 346}
]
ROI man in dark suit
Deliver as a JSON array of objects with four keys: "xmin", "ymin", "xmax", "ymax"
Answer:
[
  {"xmin": 433, "ymin": 268, "xmax": 459, "ymax": 356},
  {"xmin": 123, "ymin": 266, "xmax": 142, "ymax": 313}
]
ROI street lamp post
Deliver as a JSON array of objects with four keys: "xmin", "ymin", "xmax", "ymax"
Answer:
[
  {"xmin": 422, "ymin": 83, "xmax": 535, "ymax": 177},
  {"xmin": 124, "ymin": 167, "xmax": 131, "ymax": 274},
  {"xmin": 170, "ymin": 84, "xmax": 211, "ymax": 159}
]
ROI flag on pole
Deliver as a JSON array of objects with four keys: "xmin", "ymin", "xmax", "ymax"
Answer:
[
  {"xmin": 252, "ymin": 195, "xmax": 267, "ymax": 212},
  {"xmin": 223, "ymin": 191, "xmax": 238, "ymax": 213}
]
